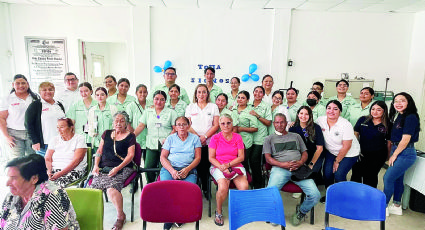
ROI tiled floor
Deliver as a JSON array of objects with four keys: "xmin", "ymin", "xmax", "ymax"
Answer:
[{"xmin": 1, "ymin": 168, "xmax": 424, "ymax": 229}]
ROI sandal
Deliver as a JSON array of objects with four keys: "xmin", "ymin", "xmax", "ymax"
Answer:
[
  {"xmin": 112, "ymin": 216, "xmax": 126, "ymax": 230},
  {"xmin": 214, "ymin": 210, "xmax": 224, "ymax": 226}
]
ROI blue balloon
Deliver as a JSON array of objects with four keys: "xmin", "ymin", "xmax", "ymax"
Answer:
[
  {"xmin": 241, "ymin": 74, "xmax": 250, "ymax": 82},
  {"xmin": 251, "ymin": 74, "xmax": 259, "ymax": 82},
  {"xmin": 164, "ymin": 60, "xmax": 172, "ymax": 69},
  {"xmin": 153, "ymin": 66, "xmax": 163, "ymax": 73},
  {"xmin": 249, "ymin": 64, "xmax": 257, "ymax": 74}
]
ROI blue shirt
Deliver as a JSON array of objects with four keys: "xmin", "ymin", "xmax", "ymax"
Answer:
[
  {"xmin": 354, "ymin": 116, "xmax": 390, "ymax": 152},
  {"xmin": 390, "ymin": 114, "xmax": 420, "ymax": 144},
  {"xmin": 162, "ymin": 132, "xmax": 202, "ymax": 167},
  {"xmin": 288, "ymin": 124, "xmax": 324, "ymax": 163}
]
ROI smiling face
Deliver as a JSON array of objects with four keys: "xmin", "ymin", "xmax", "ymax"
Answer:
[
  {"xmin": 164, "ymin": 69, "xmax": 177, "ymax": 84},
  {"xmin": 237, "ymin": 93, "xmax": 248, "ymax": 106},
  {"xmin": 262, "ymin": 76, "xmax": 273, "ymax": 91},
  {"xmin": 371, "ymin": 104, "xmax": 384, "ymax": 119},
  {"xmin": 6, "ymin": 167, "xmax": 36, "ymax": 197},
  {"xmin": 57, "ymin": 120, "xmax": 73, "ymax": 138},
  {"xmin": 219, "ymin": 116, "xmax": 233, "ymax": 134},
  {"xmin": 136, "ymin": 86, "xmax": 148, "ymax": 102},
  {"xmin": 169, "ymin": 87, "xmax": 180, "ymax": 100},
  {"xmin": 13, "ymin": 78, "xmax": 29, "ymax": 95},
  {"xmin": 118, "ymin": 82, "xmax": 130, "ymax": 95},
  {"xmin": 79, "ymin": 86, "xmax": 92, "ymax": 100},
  {"xmin": 272, "ymin": 93, "xmax": 283, "ymax": 106},
  {"xmin": 312, "ymin": 84, "xmax": 323, "ymax": 94},
  {"xmin": 253, "ymin": 87, "xmax": 264, "ymax": 101},
  {"xmin": 204, "ymin": 69, "xmax": 215, "ymax": 83},
  {"xmin": 104, "ymin": 77, "xmax": 117, "ymax": 91},
  {"xmin": 153, "ymin": 93, "xmax": 166, "ymax": 110},
  {"xmin": 215, "ymin": 95, "xmax": 228, "ymax": 110},
  {"xmin": 359, "ymin": 89, "xmax": 373, "ymax": 103},
  {"xmin": 95, "ymin": 89, "xmax": 107, "ymax": 103},
  {"xmin": 230, "ymin": 78, "xmax": 240, "ymax": 91},
  {"xmin": 326, "ymin": 103, "xmax": 341, "ymax": 120},
  {"xmin": 336, "ymin": 82, "xmax": 348, "ymax": 94},
  {"xmin": 273, "ymin": 115, "xmax": 287, "ymax": 133},
  {"xmin": 298, "ymin": 108, "xmax": 310, "ymax": 124},
  {"xmin": 39, "ymin": 86, "xmax": 55, "ymax": 102},
  {"xmin": 64, "ymin": 74, "xmax": 79, "ymax": 91},
  {"xmin": 394, "ymin": 95, "xmax": 408, "ymax": 114},
  {"xmin": 175, "ymin": 117, "xmax": 190, "ymax": 136},
  {"xmin": 286, "ymin": 89, "xmax": 297, "ymax": 103},
  {"xmin": 196, "ymin": 86, "xmax": 208, "ymax": 103},
  {"xmin": 113, "ymin": 114, "xmax": 127, "ymax": 132}
]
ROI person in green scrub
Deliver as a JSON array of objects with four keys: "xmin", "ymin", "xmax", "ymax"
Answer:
[
  {"xmin": 66, "ymin": 82, "xmax": 98, "ymax": 146},
  {"xmin": 150, "ymin": 67, "xmax": 190, "ymax": 105},
  {"xmin": 227, "ymin": 77, "xmax": 240, "ymax": 110},
  {"xmin": 311, "ymin": 81, "xmax": 327, "ymax": 107},
  {"xmin": 346, "ymin": 87, "xmax": 375, "ymax": 127},
  {"xmin": 269, "ymin": 90, "xmax": 291, "ymax": 135},
  {"xmin": 216, "ymin": 93, "xmax": 233, "ymax": 117},
  {"xmin": 106, "ymin": 78, "xmax": 136, "ymax": 111},
  {"xmin": 126, "ymin": 84, "xmax": 148, "ymax": 160},
  {"xmin": 104, "ymin": 75, "xmax": 118, "ymax": 97},
  {"xmin": 88, "ymin": 87, "xmax": 118, "ymax": 152},
  {"xmin": 248, "ymin": 86, "xmax": 272, "ymax": 188},
  {"xmin": 204, "ymin": 67, "xmax": 223, "ymax": 102},
  {"xmin": 328, "ymin": 79, "xmax": 356, "ymax": 119},
  {"xmin": 232, "ymin": 91, "xmax": 258, "ymax": 181},
  {"xmin": 282, "ymin": 87, "xmax": 303, "ymax": 122},
  {"xmin": 134, "ymin": 90, "xmax": 177, "ymax": 183},
  {"xmin": 304, "ymin": 91, "xmax": 326, "ymax": 121},
  {"xmin": 167, "ymin": 84, "xmax": 187, "ymax": 117}
]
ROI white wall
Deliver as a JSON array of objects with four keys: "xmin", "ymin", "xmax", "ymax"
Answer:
[
  {"xmin": 287, "ymin": 11, "xmax": 414, "ymax": 99},
  {"xmin": 0, "ymin": 3, "xmax": 14, "ymax": 97}
]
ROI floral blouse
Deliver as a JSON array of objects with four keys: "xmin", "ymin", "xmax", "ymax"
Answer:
[{"xmin": 0, "ymin": 182, "xmax": 79, "ymax": 230}]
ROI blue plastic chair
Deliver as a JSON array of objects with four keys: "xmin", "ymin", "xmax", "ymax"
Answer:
[
  {"xmin": 325, "ymin": 181, "xmax": 386, "ymax": 230},
  {"xmin": 229, "ymin": 187, "xmax": 286, "ymax": 230}
]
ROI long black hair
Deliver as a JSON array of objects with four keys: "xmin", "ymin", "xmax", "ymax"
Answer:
[
  {"xmin": 10, "ymin": 74, "xmax": 38, "ymax": 100},
  {"xmin": 364, "ymin": 100, "xmax": 389, "ymax": 131},
  {"xmin": 389, "ymin": 92, "xmax": 420, "ymax": 128},
  {"xmin": 294, "ymin": 106, "xmax": 316, "ymax": 142}
]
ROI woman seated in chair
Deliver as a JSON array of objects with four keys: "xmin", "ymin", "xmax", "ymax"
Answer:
[
  {"xmin": 209, "ymin": 114, "xmax": 249, "ymax": 226},
  {"xmin": 45, "ymin": 117, "xmax": 88, "ymax": 187},
  {"xmin": 90, "ymin": 111, "xmax": 136, "ymax": 230},
  {"xmin": 160, "ymin": 116, "xmax": 202, "ymax": 230}
]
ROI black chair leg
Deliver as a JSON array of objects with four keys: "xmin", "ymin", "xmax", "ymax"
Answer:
[
  {"xmin": 310, "ymin": 207, "xmax": 314, "ymax": 224},
  {"xmin": 143, "ymin": 220, "xmax": 146, "ymax": 230},
  {"xmin": 196, "ymin": 220, "xmax": 199, "ymax": 230},
  {"xmin": 103, "ymin": 190, "xmax": 108, "ymax": 202}
]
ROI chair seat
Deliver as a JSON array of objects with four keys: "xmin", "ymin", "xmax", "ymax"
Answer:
[
  {"xmin": 281, "ymin": 181, "xmax": 303, "ymax": 193},
  {"xmin": 124, "ymin": 171, "xmax": 138, "ymax": 187},
  {"xmin": 212, "ymin": 173, "xmax": 252, "ymax": 188},
  {"xmin": 326, "ymin": 227, "xmax": 344, "ymax": 230}
]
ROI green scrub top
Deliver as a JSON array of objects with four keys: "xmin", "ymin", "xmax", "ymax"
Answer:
[
  {"xmin": 88, "ymin": 102, "xmax": 118, "ymax": 147},
  {"xmin": 231, "ymin": 106, "xmax": 258, "ymax": 149},
  {"xmin": 250, "ymin": 101, "xmax": 272, "ymax": 145},
  {"xmin": 282, "ymin": 100, "xmax": 302, "ymax": 122},
  {"xmin": 302, "ymin": 101, "xmax": 326, "ymax": 121},
  {"xmin": 166, "ymin": 99, "xmax": 188, "ymax": 117},
  {"xmin": 227, "ymin": 92, "xmax": 238, "ymax": 109},
  {"xmin": 139, "ymin": 107, "xmax": 177, "ymax": 150},
  {"xmin": 346, "ymin": 101, "xmax": 374, "ymax": 127},
  {"xmin": 126, "ymin": 101, "xmax": 147, "ymax": 149},
  {"xmin": 106, "ymin": 94, "xmax": 136, "ymax": 112},
  {"xmin": 328, "ymin": 95, "xmax": 357, "ymax": 119},
  {"xmin": 150, "ymin": 83, "xmax": 191, "ymax": 105},
  {"xmin": 209, "ymin": 84, "xmax": 223, "ymax": 103},
  {"xmin": 268, "ymin": 107, "xmax": 279, "ymax": 135},
  {"xmin": 66, "ymin": 99, "xmax": 98, "ymax": 144}
]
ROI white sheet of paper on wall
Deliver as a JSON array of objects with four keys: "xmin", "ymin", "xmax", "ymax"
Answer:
[{"xmin": 363, "ymin": 83, "xmax": 370, "ymax": 87}]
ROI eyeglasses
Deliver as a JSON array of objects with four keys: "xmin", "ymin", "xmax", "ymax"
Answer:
[
  {"xmin": 220, "ymin": 121, "xmax": 232, "ymax": 126},
  {"xmin": 337, "ymin": 84, "xmax": 348, "ymax": 88},
  {"xmin": 164, "ymin": 73, "xmax": 176, "ymax": 76},
  {"xmin": 176, "ymin": 123, "xmax": 189, "ymax": 127},
  {"xmin": 65, "ymin": 78, "xmax": 78, "ymax": 82},
  {"xmin": 273, "ymin": 97, "xmax": 282, "ymax": 101}
]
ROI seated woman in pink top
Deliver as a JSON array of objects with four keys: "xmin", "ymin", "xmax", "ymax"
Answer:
[{"xmin": 209, "ymin": 113, "xmax": 249, "ymax": 226}]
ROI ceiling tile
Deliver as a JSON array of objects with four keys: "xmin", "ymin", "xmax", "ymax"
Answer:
[
  {"xmin": 266, "ymin": 0, "xmax": 306, "ymax": 9},
  {"xmin": 60, "ymin": 0, "xmax": 100, "ymax": 6},
  {"xmin": 26, "ymin": 0, "xmax": 67, "ymax": 5},
  {"xmin": 232, "ymin": 0, "xmax": 269, "ymax": 9},
  {"xmin": 162, "ymin": 0, "xmax": 197, "ymax": 8},
  {"xmin": 297, "ymin": 0, "xmax": 344, "ymax": 11},
  {"xmin": 360, "ymin": 0, "xmax": 422, "ymax": 12},
  {"xmin": 198, "ymin": 0, "xmax": 232, "ymax": 9},
  {"xmin": 395, "ymin": 0, "xmax": 425, "ymax": 12},
  {"xmin": 94, "ymin": 0, "xmax": 133, "ymax": 6},
  {"xmin": 0, "ymin": 0, "xmax": 34, "ymax": 3},
  {"xmin": 128, "ymin": 0, "xmax": 165, "ymax": 7}
]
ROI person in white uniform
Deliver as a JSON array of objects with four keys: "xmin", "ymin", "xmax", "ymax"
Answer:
[{"xmin": 55, "ymin": 72, "xmax": 81, "ymax": 112}]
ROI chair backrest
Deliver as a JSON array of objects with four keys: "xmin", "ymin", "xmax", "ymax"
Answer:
[
  {"xmin": 134, "ymin": 143, "xmax": 142, "ymax": 167},
  {"xmin": 66, "ymin": 188, "xmax": 103, "ymax": 230},
  {"xmin": 325, "ymin": 181, "xmax": 386, "ymax": 221},
  {"xmin": 140, "ymin": 180, "xmax": 203, "ymax": 223},
  {"xmin": 66, "ymin": 147, "xmax": 92, "ymax": 188},
  {"xmin": 229, "ymin": 187, "xmax": 286, "ymax": 230}
]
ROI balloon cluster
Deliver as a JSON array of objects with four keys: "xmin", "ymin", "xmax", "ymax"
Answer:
[
  {"xmin": 241, "ymin": 64, "xmax": 259, "ymax": 82},
  {"xmin": 153, "ymin": 60, "xmax": 172, "ymax": 73}
]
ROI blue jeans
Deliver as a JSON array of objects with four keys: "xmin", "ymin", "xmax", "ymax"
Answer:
[
  {"xmin": 160, "ymin": 167, "xmax": 197, "ymax": 184},
  {"xmin": 36, "ymin": 145, "xmax": 48, "ymax": 157},
  {"xmin": 267, "ymin": 166, "xmax": 320, "ymax": 214},
  {"xmin": 383, "ymin": 146, "xmax": 416, "ymax": 205},
  {"xmin": 323, "ymin": 150, "xmax": 358, "ymax": 188}
]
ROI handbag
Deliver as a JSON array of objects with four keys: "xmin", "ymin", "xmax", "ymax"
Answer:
[{"xmin": 291, "ymin": 164, "xmax": 312, "ymax": 181}]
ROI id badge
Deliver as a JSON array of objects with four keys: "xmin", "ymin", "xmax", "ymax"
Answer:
[{"xmin": 155, "ymin": 123, "xmax": 162, "ymax": 128}]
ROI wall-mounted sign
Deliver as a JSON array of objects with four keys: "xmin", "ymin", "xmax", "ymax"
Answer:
[
  {"xmin": 25, "ymin": 37, "xmax": 68, "ymax": 90},
  {"xmin": 192, "ymin": 64, "xmax": 230, "ymax": 84}
]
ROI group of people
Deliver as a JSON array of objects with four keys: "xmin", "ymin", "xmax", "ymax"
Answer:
[{"xmin": 0, "ymin": 68, "xmax": 420, "ymax": 230}]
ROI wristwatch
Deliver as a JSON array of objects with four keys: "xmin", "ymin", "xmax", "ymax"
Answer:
[{"xmin": 309, "ymin": 162, "xmax": 314, "ymax": 166}]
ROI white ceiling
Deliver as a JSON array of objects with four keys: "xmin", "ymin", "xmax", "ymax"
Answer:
[{"xmin": 1, "ymin": 0, "xmax": 425, "ymax": 13}]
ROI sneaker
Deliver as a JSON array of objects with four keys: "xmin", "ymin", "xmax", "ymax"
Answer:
[
  {"xmin": 292, "ymin": 193, "xmax": 302, "ymax": 199},
  {"xmin": 291, "ymin": 210, "xmax": 306, "ymax": 226},
  {"xmin": 388, "ymin": 204, "xmax": 403, "ymax": 215},
  {"xmin": 386, "ymin": 207, "xmax": 389, "ymax": 217},
  {"xmin": 174, "ymin": 223, "xmax": 184, "ymax": 228},
  {"xmin": 320, "ymin": 196, "xmax": 326, "ymax": 204}
]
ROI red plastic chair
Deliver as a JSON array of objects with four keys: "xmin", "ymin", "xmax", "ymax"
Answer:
[
  {"xmin": 263, "ymin": 161, "xmax": 315, "ymax": 225},
  {"xmin": 85, "ymin": 143, "xmax": 142, "ymax": 222},
  {"xmin": 140, "ymin": 180, "xmax": 203, "ymax": 230}
]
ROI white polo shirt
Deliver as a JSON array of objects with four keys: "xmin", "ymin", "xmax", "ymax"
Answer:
[
  {"xmin": 48, "ymin": 134, "xmax": 87, "ymax": 171},
  {"xmin": 0, "ymin": 92, "xmax": 34, "ymax": 130},
  {"xmin": 185, "ymin": 102, "xmax": 219, "ymax": 144},
  {"xmin": 316, "ymin": 116, "xmax": 360, "ymax": 157},
  {"xmin": 41, "ymin": 99, "xmax": 66, "ymax": 145},
  {"xmin": 55, "ymin": 88, "xmax": 80, "ymax": 112}
]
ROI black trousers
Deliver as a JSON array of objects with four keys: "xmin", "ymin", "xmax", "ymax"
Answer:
[
  {"xmin": 243, "ymin": 145, "xmax": 264, "ymax": 189},
  {"xmin": 197, "ymin": 146, "xmax": 211, "ymax": 192},
  {"xmin": 351, "ymin": 149, "xmax": 387, "ymax": 188}
]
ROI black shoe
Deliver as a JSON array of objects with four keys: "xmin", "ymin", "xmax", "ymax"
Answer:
[
  {"xmin": 164, "ymin": 223, "xmax": 173, "ymax": 230},
  {"xmin": 203, "ymin": 191, "xmax": 209, "ymax": 200},
  {"xmin": 320, "ymin": 196, "xmax": 326, "ymax": 203}
]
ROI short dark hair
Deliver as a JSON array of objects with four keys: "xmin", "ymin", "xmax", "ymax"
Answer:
[
  {"xmin": 336, "ymin": 79, "xmax": 349, "ymax": 87},
  {"xmin": 307, "ymin": 91, "xmax": 321, "ymax": 100},
  {"xmin": 254, "ymin": 86, "xmax": 265, "ymax": 95},
  {"xmin": 105, "ymin": 75, "xmax": 117, "ymax": 83},
  {"xmin": 6, "ymin": 154, "xmax": 49, "ymax": 185},
  {"xmin": 262, "ymin": 75, "xmax": 273, "ymax": 82},
  {"xmin": 287, "ymin": 87, "xmax": 299, "ymax": 95},
  {"xmin": 272, "ymin": 90, "xmax": 284, "ymax": 99},
  {"xmin": 326, "ymin": 100, "xmax": 343, "ymax": 112},
  {"xmin": 361, "ymin": 87, "xmax": 375, "ymax": 95},
  {"xmin": 117, "ymin": 78, "xmax": 130, "ymax": 87},
  {"xmin": 313, "ymin": 81, "xmax": 324, "ymax": 90},
  {"xmin": 231, "ymin": 77, "xmax": 240, "ymax": 84},
  {"xmin": 64, "ymin": 72, "xmax": 77, "ymax": 80},
  {"xmin": 238, "ymin": 90, "xmax": 250, "ymax": 101},
  {"xmin": 204, "ymin": 67, "xmax": 215, "ymax": 74},
  {"xmin": 164, "ymin": 67, "xmax": 176, "ymax": 74}
]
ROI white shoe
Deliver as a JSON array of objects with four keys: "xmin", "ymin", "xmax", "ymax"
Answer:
[
  {"xmin": 292, "ymin": 193, "xmax": 302, "ymax": 199},
  {"xmin": 388, "ymin": 204, "xmax": 403, "ymax": 215},
  {"xmin": 386, "ymin": 207, "xmax": 389, "ymax": 217}
]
